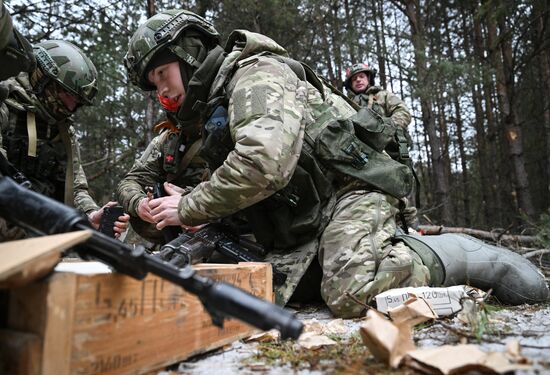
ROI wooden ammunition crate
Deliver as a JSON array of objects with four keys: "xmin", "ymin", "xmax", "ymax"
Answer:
[{"xmin": 1, "ymin": 262, "xmax": 272, "ymax": 375}]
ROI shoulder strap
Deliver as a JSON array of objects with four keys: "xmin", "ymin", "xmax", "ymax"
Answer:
[
  {"xmin": 167, "ymin": 138, "xmax": 203, "ymax": 183},
  {"xmin": 57, "ymin": 123, "xmax": 74, "ymax": 206}
]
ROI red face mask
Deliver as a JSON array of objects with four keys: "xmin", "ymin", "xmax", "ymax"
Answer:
[{"xmin": 157, "ymin": 93, "xmax": 180, "ymax": 112}]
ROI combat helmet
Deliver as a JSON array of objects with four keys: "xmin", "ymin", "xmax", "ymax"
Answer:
[
  {"xmin": 344, "ymin": 63, "xmax": 377, "ymax": 92},
  {"xmin": 33, "ymin": 40, "xmax": 98, "ymax": 105},
  {"xmin": 124, "ymin": 9, "xmax": 220, "ymax": 91}
]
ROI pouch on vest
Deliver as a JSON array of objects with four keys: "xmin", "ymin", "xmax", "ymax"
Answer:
[
  {"xmin": 162, "ymin": 131, "xmax": 181, "ymax": 174},
  {"xmin": 200, "ymin": 105, "xmax": 233, "ymax": 170},
  {"xmin": 351, "ymin": 107, "xmax": 397, "ymax": 152},
  {"xmin": 242, "ymin": 149, "xmax": 333, "ymax": 250},
  {"xmin": 314, "ymin": 118, "xmax": 413, "ymax": 198}
]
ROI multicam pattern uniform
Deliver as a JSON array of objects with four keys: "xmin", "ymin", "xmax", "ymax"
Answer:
[
  {"xmin": 352, "ymin": 86, "xmax": 419, "ymax": 228},
  {"xmin": 118, "ymin": 31, "xmax": 430, "ymax": 317},
  {"xmin": 351, "ymin": 86, "xmax": 411, "ymax": 130},
  {"xmin": 116, "ymin": 131, "xmax": 208, "ymax": 243},
  {"xmin": 0, "ymin": 73, "xmax": 99, "ymax": 241}
]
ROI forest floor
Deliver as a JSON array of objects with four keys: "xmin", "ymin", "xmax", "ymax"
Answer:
[
  {"xmin": 157, "ymin": 298, "xmax": 550, "ymax": 374},
  {"xmin": 153, "ymin": 239, "xmax": 550, "ymax": 375}
]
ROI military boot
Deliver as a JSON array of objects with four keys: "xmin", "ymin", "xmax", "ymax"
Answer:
[{"xmin": 395, "ymin": 233, "xmax": 549, "ymax": 305}]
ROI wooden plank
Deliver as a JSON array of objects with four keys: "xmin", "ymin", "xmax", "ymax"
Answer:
[
  {"xmin": 42, "ymin": 273, "xmax": 77, "ymax": 375},
  {"xmin": 0, "ymin": 329, "xmax": 42, "ymax": 375},
  {"xmin": 0, "ymin": 231, "xmax": 92, "ymax": 288},
  {"xmin": 7, "ymin": 261, "xmax": 273, "ymax": 375}
]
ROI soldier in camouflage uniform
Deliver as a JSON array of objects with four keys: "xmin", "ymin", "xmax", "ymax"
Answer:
[
  {"xmin": 345, "ymin": 62, "xmax": 419, "ymax": 228},
  {"xmin": 119, "ymin": 10, "xmax": 548, "ymax": 318},
  {"xmin": 0, "ymin": 40, "xmax": 129, "ymax": 241}
]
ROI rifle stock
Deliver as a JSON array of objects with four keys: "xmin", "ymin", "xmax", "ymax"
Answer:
[{"xmin": 0, "ymin": 177, "xmax": 303, "ymax": 339}]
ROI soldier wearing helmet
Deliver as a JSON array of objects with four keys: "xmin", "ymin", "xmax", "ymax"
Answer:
[
  {"xmin": 0, "ymin": 40, "xmax": 129, "ymax": 240},
  {"xmin": 345, "ymin": 62, "xmax": 418, "ymax": 228},
  {"xmin": 118, "ymin": 10, "xmax": 548, "ymax": 317},
  {"xmin": 344, "ymin": 62, "xmax": 411, "ymax": 150}
]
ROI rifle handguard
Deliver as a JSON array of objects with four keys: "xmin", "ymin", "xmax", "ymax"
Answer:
[{"xmin": 200, "ymin": 281, "xmax": 303, "ymax": 340}]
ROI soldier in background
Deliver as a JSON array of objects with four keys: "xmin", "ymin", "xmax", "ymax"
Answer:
[
  {"xmin": 0, "ymin": 39, "xmax": 129, "ymax": 240},
  {"xmin": 345, "ymin": 62, "xmax": 419, "ymax": 229},
  {"xmin": 119, "ymin": 9, "xmax": 547, "ymax": 317}
]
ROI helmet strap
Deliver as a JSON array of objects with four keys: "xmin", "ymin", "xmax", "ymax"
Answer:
[
  {"xmin": 168, "ymin": 45, "xmax": 202, "ymax": 69},
  {"xmin": 175, "ymin": 44, "xmax": 225, "ymax": 127}
]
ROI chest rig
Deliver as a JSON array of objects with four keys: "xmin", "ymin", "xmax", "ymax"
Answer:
[{"xmin": 2, "ymin": 99, "xmax": 71, "ymax": 203}]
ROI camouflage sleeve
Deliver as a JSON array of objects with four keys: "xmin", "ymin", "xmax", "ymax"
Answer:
[
  {"xmin": 177, "ymin": 56, "xmax": 308, "ymax": 226},
  {"xmin": 0, "ymin": 2, "xmax": 35, "ymax": 81},
  {"xmin": 0, "ymin": 1, "xmax": 11, "ymax": 51},
  {"xmin": 378, "ymin": 90, "xmax": 411, "ymax": 130},
  {"xmin": 0, "ymin": 96, "xmax": 8, "ymax": 159},
  {"xmin": 71, "ymin": 131, "xmax": 100, "ymax": 214},
  {"xmin": 116, "ymin": 134, "xmax": 165, "ymax": 217}
]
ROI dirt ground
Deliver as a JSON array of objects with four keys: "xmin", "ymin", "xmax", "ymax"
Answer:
[{"xmin": 157, "ymin": 300, "xmax": 550, "ymax": 375}]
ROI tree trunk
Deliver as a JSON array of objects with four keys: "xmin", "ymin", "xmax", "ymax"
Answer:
[
  {"xmin": 401, "ymin": 0, "xmax": 452, "ymax": 224},
  {"xmin": 488, "ymin": 9, "xmax": 535, "ymax": 218},
  {"xmin": 469, "ymin": 6, "xmax": 492, "ymax": 227},
  {"xmin": 371, "ymin": 0, "xmax": 386, "ymax": 88},
  {"xmin": 535, "ymin": 6, "xmax": 550, "ymax": 209}
]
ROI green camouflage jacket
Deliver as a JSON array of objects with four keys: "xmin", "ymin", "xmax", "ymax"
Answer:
[
  {"xmin": 116, "ymin": 129, "xmax": 208, "ymax": 243},
  {"xmin": 0, "ymin": 72, "xmax": 99, "ymax": 214},
  {"xmin": 351, "ymin": 86, "xmax": 411, "ymax": 130},
  {"xmin": 174, "ymin": 31, "xmax": 355, "ymax": 228}
]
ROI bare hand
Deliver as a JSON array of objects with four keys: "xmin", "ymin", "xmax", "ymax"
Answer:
[
  {"xmin": 88, "ymin": 201, "xmax": 118, "ymax": 229},
  {"xmin": 88, "ymin": 201, "xmax": 130, "ymax": 239},
  {"xmin": 164, "ymin": 181, "xmax": 187, "ymax": 194},
  {"xmin": 137, "ymin": 197, "xmax": 156, "ymax": 223},
  {"xmin": 149, "ymin": 195, "xmax": 182, "ymax": 229},
  {"xmin": 113, "ymin": 212, "xmax": 130, "ymax": 239}
]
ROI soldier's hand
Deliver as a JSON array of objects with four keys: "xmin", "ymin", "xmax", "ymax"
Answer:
[
  {"xmin": 88, "ymin": 202, "xmax": 130, "ymax": 239},
  {"xmin": 149, "ymin": 187, "xmax": 183, "ymax": 230},
  {"xmin": 113, "ymin": 211, "xmax": 130, "ymax": 239},
  {"xmin": 137, "ymin": 197, "xmax": 156, "ymax": 223}
]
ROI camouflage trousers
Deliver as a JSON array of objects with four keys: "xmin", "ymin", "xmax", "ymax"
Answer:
[{"xmin": 318, "ymin": 190, "xmax": 430, "ymax": 318}]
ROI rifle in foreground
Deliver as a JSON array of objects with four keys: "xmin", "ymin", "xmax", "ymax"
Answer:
[
  {"xmin": 158, "ymin": 224, "xmax": 288, "ymax": 286},
  {"xmin": 151, "ymin": 183, "xmax": 288, "ymax": 285},
  {"xmin": 0, "ymin": 177, "xmax": 303, "ymax": 340}
]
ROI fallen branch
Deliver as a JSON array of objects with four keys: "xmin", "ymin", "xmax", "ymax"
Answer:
[
  {"xmin": 521, "ymin": 249, "xmax": 550, "ymax": 259},
  {"xmin": 418, "ymin": 225, "xmax": 538, "ymax": 246}
]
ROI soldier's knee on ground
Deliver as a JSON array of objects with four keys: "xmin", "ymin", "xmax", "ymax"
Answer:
[{"xmin": 321, "ymin": 243, "xmax": 430, "ymax": 318}]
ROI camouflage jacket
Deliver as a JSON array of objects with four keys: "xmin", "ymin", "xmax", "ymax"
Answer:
[
  {"xmin": 351, "ymin": 86, "xmax": 411, "ymax": 130},
  {"xmin": 175, "ymin": 31, "xmax": 356, "ymax": 227},
  {"xmin": 0, "ymin": 72, "xmax": 99, "ymax": 214},
  {"xmin": 117, "ymin": 130, "xmax": 208, "ymax": 218}
]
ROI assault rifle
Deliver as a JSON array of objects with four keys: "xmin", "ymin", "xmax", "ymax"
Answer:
[
  {"xmin": 158, "ymin": 223, "xmax": 288, "ymax": 286},
  {"xmin": 151, "ymin": 183, "xmax": 288, "ymax": 286},
  {"xmin": 0, "ymin": 176, "xmax": 303, "ymax": 339}
]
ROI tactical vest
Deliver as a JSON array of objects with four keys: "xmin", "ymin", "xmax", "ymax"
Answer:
[
  {"xmin": 166, "ymin": 31, "xmax": 413, "ymax": 250},
  {"xmin": 352, "ymin": 88, "xmax": 412, "ymax": 165},
  {"xmin": 1, "ymin": 77, "xmax": 71, "ymax": 203}
]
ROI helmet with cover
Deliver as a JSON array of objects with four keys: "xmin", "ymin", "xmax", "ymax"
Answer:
[
  {"xmin": 33, "ymin": 40, "xmax": 98, "ymax": 105},
  {"xmin": 124, "ymin": 9, "xmax": 220, "ymax": 91},
  {"xmin": 344, "ymin": 63, "xmax": 377, "ymax": 92}
]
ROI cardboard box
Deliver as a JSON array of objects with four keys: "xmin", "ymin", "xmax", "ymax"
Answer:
[{"xmin": 375, "ymin": 285, "xmax": 483, "ymax": 316}]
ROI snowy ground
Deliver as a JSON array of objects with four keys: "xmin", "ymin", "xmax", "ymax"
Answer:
[{"xmin": 157, "ymin": 302, "xmax": 550, "ymax": 375}]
